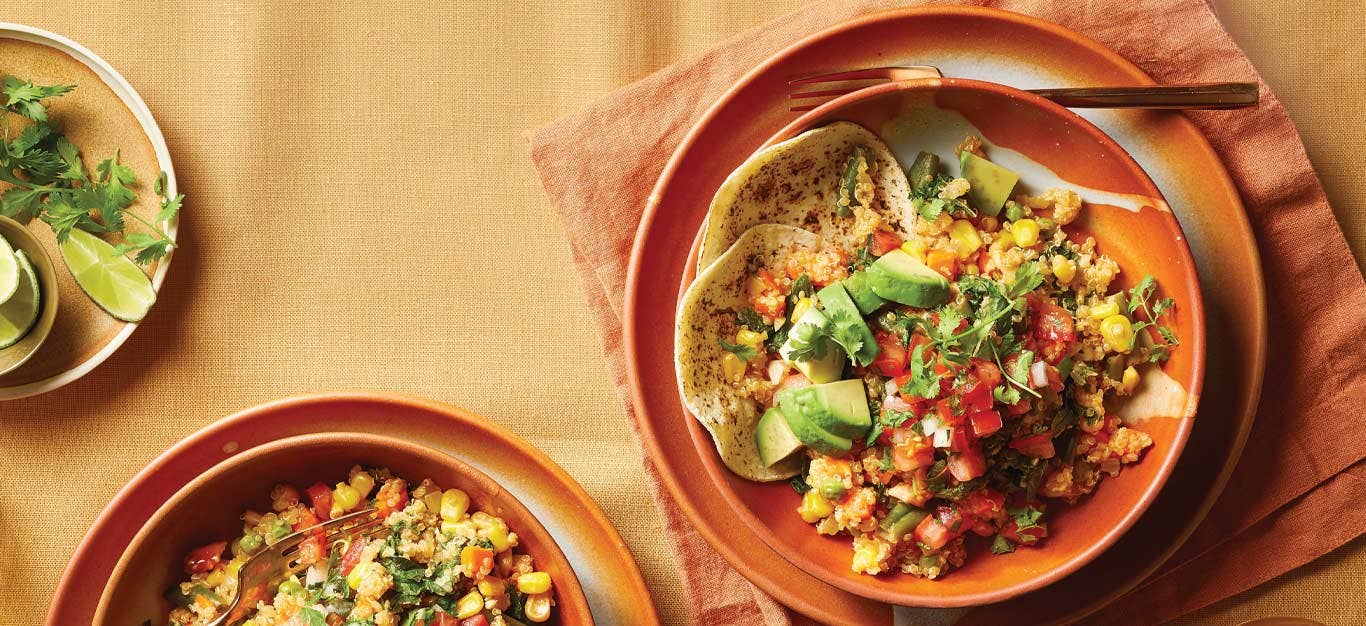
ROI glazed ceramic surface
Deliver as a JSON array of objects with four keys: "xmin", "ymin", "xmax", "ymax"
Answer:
[
  {"xmin": 49, "ymin": 393, "xmax": 659, "ymax": 626},
  {"xmin": 95, "ymin": 432, "xmax": 592, "ymax": 625},
  {"xmin": 0, "ymin": 23, "xmax": 177, "ymax": 399},
  {"xmin": 625, "ymin": 6, "xmax": 1263, "ymax": 624}
]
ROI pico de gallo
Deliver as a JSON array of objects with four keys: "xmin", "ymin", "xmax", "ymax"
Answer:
[
  {"xmin": 715, "ymin": 140, "xmax": 1179, "ymax": 578},
  {"xmin": 166, "ymin": 467, "xmax": 553, "ymax": 625}
]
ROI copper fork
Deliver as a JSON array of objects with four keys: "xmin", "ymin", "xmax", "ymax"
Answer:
[
  {"xmin": 204, "ymin": 508, "xmax": 388, "ymax": 626},
  {"xmin": 788, "ymin": 65, "xmax": 1259, "ymax": 112}
]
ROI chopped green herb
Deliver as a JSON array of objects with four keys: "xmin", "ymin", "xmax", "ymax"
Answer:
[{"xmin": 718, "ymin": 339, "xmax": 757, "ymax": 361}]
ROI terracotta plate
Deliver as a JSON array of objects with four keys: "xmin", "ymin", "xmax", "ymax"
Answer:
[
  {"xmin": 0, "ymin": 23, "xmax": 178, "ymax": 399},
  {"xmin": 625, "ymin": 6, "xmax": 1263, "ymax": 624},
  {"xmin": 48, "ymin": 393, "xmax": 659, "ymax": 625}
]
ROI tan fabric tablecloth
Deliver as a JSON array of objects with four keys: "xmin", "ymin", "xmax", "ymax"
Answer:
[{"xmin": 1, "ymin": 2, "xmax": 1361, "ymax": 625}]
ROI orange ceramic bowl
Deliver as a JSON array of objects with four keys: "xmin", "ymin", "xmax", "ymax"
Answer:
[
  {"xmin": 684, "ymin": 79, "xmax": 1205, "ymax": 607},
  {"xmin": 93, "ymin": 432, "xmax": 593, "ymax": 625}
]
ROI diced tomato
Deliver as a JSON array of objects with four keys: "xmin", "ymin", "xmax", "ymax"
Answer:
[
  {"xmin": 948, "ymin": 427, "xmax": 972, "ymax": 453},
  {"xmin": 1010, "ymin": 433, "xmax": 1057, "ymax": 459},
  {"xmin": 947, "ymin": 446, "xmax": 987, "ymax": 481},
  {"xmin": 1044, "ymin": 363, "xmax": 1064, "ymax": 392},
  {"xmin": 869, "ymin": 230, "xmax": 903, "ymax": 256},
  {"xmin": 870, "ymin": 330, "xmax": 909, "ymax": 377},
  {"xmin": 339, "ymin": 538, "xmax": 367, "ymax": 575},
  {"xmin": 1007, "ymin": 398, "xmax": 1031, "ymax": 416},
  {"xmin": 775, "ymin": 373, "xmax": 812, "ymax": 394},
  {"xmin": 456, "ymin": 615, "xmax": 488, "ymax": 626},
  {"xmin": 887, "ymin": 426, "xmax": 935, "ymax": 471},
  {"xmin": 750, "ymin": 268, "xmax": 786, "ymax": 320},
  {"xmin": 934, "ymin": 399, "xmax": 957, "ymax": 426},
  {"xmin": 184, "ymin": 541, "xmax": 226, "ymax": 574},
  {"xmin": 1028, "ymin": 295, "xmax": 1077, "ymax": 364},
  {"xmin": 969, "ymin": 409, "xmax": 1003, "ymax": 437},
  {"xmin": 914, "ymin": 512, "xmax": 954, "ymax": 550},
  {"xmin": 304, "ymin": 482, "xmax": 333, "ymax": 521},
  {"xmin": 375, "ymin": 478, "xmax": 410, "ymax": 518},
  {"xmin": 960, "ymin": 379, "xmax": 993, "ymax": 413},
  {"xmin": 971, "ymin": 358, "xmax": 1002, "ymax": 391},
  {"xmin": 960, "ymin": 489, "xmax": 1007, "ymax": 530},
  {"xmin": 926, "ymin": 249, "xmax": 958, "ymax": 280}
]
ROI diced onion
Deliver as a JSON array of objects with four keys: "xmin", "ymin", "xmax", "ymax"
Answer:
[
  {"xmin": 884, "ymin": 379, "xmax": 900, "ymax": 397},
  {"xmin": 884, "ymin": 394, "xmax": 912, "ymax": 412},
  {"xmin": 767, "ymin": 360, "xmax": 789, "ymax": 384},
  {"xmin": 1031, "ymin": 361, "xmax": 1049, "ymax": 388},
  {"xmin": 305, "ymin": 564, "xmax": 326, "ymax": 586},
  {"xmin": 919, "ymin": 415, "xmax": 942, "ymax": 435},
  {"xmin": 932, "ymin": 427, "xmax": 951, "ymax": 448}
]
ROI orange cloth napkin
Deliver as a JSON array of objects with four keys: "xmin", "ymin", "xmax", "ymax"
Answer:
[{"xmin": 529, "ymin": 1, "xmax": 1366, "ymax": 623}]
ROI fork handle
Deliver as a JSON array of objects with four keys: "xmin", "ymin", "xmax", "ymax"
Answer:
[{"xmin": 1027, "ymin": 82, "xmax": 1259, "ymax": 109}]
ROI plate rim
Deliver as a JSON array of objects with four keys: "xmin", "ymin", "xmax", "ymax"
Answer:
[
  {"xmin": 46, "ymin": 391, "xmax": 659, "ymax": 625},
  {"xmin": 0, "ymin": 22, "xmax": 178, "ymax": 400},
  {"xmin": 623, "ymin": 4, "xmax": 1265, "ymax": 622}
]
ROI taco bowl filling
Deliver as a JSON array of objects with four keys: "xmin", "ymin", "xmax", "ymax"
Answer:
[
  {"xmin": 166, "ymin": 467, "xmax": 553, "ymax": 625},
  {"xmin": 678, "ymin": 129, "xmax": 1180, "ymax": 579}
]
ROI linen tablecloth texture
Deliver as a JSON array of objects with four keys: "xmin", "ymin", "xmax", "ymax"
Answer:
[{"xmin": 530, "ymin": 0, "xmax": 1366, "ymax": 624}]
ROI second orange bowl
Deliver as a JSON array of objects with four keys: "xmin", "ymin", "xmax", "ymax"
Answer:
[{"xmin": 94, "ymin": 432, "xmax": 593, "ymax": 625}]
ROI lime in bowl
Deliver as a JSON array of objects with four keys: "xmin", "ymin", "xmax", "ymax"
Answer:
[{"xmin": 0, "ymin": 216, "xmax": 59, "ymax": 376}]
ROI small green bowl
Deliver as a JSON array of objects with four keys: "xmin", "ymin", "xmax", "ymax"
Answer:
[{"xmin": 0, "ymin": 215, "xmax": 58, "ymax": 376}]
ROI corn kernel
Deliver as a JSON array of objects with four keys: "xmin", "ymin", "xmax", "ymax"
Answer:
[
  {"xmin": 347, "ymin": 559, "xmax": 371, "ymax": 590},
  {"xmin": 517, "ymin": 571, "xmax": 553, "ymax": 595},
  {"xmin": 1051, "ymin": 255, "xmax": 1077, "ymax": 285},
  {"xmin": 1011, "ymin": 219, "xmax": 1041, "ymax": 247},
  {"xmin": 486, "ymin": 526, "xmax": 513, "ymax": 552},
  {"xmin": 990, "ymin": 229, "xmax": 1014, "ymax": 252},
  {"xmin": 789, "ymin": 297, "xmax": 812, "ymax": 325},
  {"xmin": 441, "ymin": 489, "xmax": 471, "ymax": 522},
  {"xmin": 348, "ymin": 469, "xmax": 376, "ymax": 498},
  {"xmin": 735, "ymin": 328, "xmax": 766, "ymax": 356},
  {"xmin": 1100, "ymin": 315, "xmax": 1135, "ymax": 352},
  {"xmin": 901, "ymin": 239, "xmax": 928, "ymax": 263},
  {"xmin": 1087, "ymin": 301, "xmax": 1120, "ymax": 320},
  {"xmin": 225, "ymin": 555, "xmax": 247, "ymax": 579},
  {"xmin": 455, "ymin": 590, "xmax": 485, "ymax": 618},
  {"xmin": 721, "ymin": 352, "xmax": 746, "ymax": 381},
  {"xmin": 477, "ymin": 576, "xmax": 507, "ymax": 599},
  {"xmin": 851, "ymin": 545, "xmax": 880, "ymax": 573},
  {"xmin": 204, "ymin": 567, "xmax": 225, "ymax": 588},
  {"xmin": 333, "ymin": 483, "xmax": 362, "ymax": 512},
  {"xmin": 948, "ymin": 219, "xmax": 983, "ymax": 260},
  {"xmin": 525, "ymin": 592, "xmax": 553, "ymax": 623},
  {"xmin": 1120, "ymin": 366, "xmax": 1140, "ymax": 395},
  {"xmin": 798, "ymin": 490, "xmax": 835, "ymax": 523}
]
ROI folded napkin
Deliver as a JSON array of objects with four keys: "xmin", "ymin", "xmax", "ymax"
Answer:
[{"xmin": 530, "ymin": 0, "xmax": 1366, "ymax": 623}]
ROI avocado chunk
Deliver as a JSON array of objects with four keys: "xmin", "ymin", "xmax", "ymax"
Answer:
[
  {"xmin": 867, "ymin": 249, "xmax": 951, "ymax": 308},
  {"xmin": 756, "ymin": 407, "xmax": 806, "ymax": 468},
  {"xmin": 775, "ymin": 378, "xmax": 872, "ymax": 440},
  {"xmin": 781, "ymin": 404, "xmax": 853, "ymax": 457},
  {"xmin": 778, "ymin": 307, "xmax": 846, "ymax": 384},
  {"xmin": 815, "ymin": 283, "xmax": 879, "ymax": 367},
  {"xmin": 841, "ymin": 270, "xmax": 886, "ymax": 315},
  {"xmin": 960, "ymin": 151, "xmax": 1019, "ymax": 216}
]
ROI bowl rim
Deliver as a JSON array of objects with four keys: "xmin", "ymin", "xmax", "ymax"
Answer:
[
  {"xmin": 0, "ymin": 215, "xmax": 60, "ymax": 376},
  {"xmin": 92, "ymin": 430, "xmax": 592, "ymax": 625},
  {"xmin": 662, "ymin": 77, "xmax": 1205, "ymax": 607},
  {"xmin": 0, "ymin": 22, "xmax": 178, "ymax": 400}
]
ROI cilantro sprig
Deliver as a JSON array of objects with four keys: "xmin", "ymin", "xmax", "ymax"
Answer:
[
  {"xmin": 0, "ymin": 76, "xmax": 180, "ymax": 265},
  {"xmin": 718, "ymin": 339, "xmax": 757, "ymax": 361},
  {"xmin": 1126, "ymin": 275, "xmax": 1179, "ymax": 362}
]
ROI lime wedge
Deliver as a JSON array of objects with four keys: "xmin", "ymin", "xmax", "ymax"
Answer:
[
  {"xmin": 0, "ymin": 250, "xmax": 41, "ymax": 348},
  {"xmin": 0, "ymin": 235, "xmax": 18, "ymax": 305},
  {"xmin": 59, "ymin": 229, "xmax": 156, "ymax": 322}
]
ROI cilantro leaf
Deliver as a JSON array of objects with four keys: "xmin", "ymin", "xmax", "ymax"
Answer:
[
  {"xmin": 993, "ymin": 384, "xmax": 1021, "ymax": 406},
  {"xmin": 718, "ymin": 339, "xmax": 757, "ymax": 361},
  {"xmin": 849, "ymin": 234, "xmax": 876, "ymax": 271},
  {"xmin": 790, "ymin": 475, "xmax": 811, "ymax": 494},
  {"xmin": 1007, "ymin": 262, "xmax": 1045, "ymax": 299},
  {"xmin": 991, "ymin": 534, "xmax": 1016, "ymax": 555},
  {"xmin": 784, "ymin": 315, "xmax": 831, "ymax": 362},
  {"xmin": 1009, "ymin": 505, "xmax": 1044, "ymax": 530},
  {"xmin": 295, "ymin": 607, "xmax": 328, "ymax": 626},
  {"xmin": 899, "ymin": 343, "xmax": 942, "ymax": 400},
  {"xmin": 2, "ymin": 76, "xmax": 75, "ymax": 122},
  {"xmin": 827, "ymin": 309, "xmax": 873, "ymax": 366},
  {"xmin": 0, "ymin": 186, "xmax": 45, "ymax": 223},
  {"xmin": 736, "ymin": 308, "xmax": 767, "ymax": 331}
]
